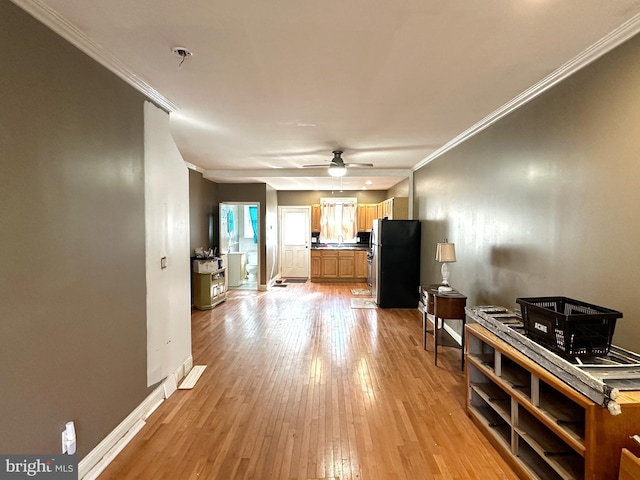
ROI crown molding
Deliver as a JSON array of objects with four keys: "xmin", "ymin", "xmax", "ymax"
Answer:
[
  {"xmin": 11, "ymin": 0, "xmax": 177, "ymax": 112},
  {"xmin": 413, "ymin": 12, "xmax": 640, "ymax": 171}
]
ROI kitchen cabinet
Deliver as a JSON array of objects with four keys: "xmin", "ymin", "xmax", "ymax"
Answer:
[
  {"xmin": 337, "ymin": 250, "xmax": 355, "ymax": 278},
  {"xmin": 310, "ymin": 250, "xmax": 321, "ymax": 277},
  {"xmin": 355, "ymin": 250, "xmax": 367, "ymax": 278},
  {"xmin": 365, "ymin": 204, "xmax": 378, "ymax": 230},
  {"xmin": 357, "ymin": 204, "xmax": 379, "ymax": 231},
  {"xmin": 357, "ymin": 204, "xmax": 366, "ymax": 231},
  {"xmin": 466, "ymin": 323, "xmax": 640, "ymax": 480},
  {"xmin": 311, "ymin": 249, "xmax": 368, "ymax": 281},
  {"xmin": 320, "ymin": 250, "xmax": 338, "ymax": 278},
  {"xmin": 311, "ymin": 204, "xmax": 321, "ymax": 232}
]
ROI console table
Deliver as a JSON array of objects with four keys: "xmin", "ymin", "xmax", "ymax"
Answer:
[{"xmin": 422, "ymin": 285, "xmax": 467, "ymax": 370}]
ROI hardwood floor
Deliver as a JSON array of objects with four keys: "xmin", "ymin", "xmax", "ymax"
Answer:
[{"xmin": 98, "ymin": 282, "xmax": 518, "ymax": 480}]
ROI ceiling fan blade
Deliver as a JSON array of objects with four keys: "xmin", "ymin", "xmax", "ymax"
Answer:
[{"xmin": 302, "ymin": 150, "xmax": 373, "ymax": 168}]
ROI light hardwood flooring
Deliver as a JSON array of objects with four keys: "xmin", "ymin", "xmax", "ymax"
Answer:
[{"xmin": 98, "ymin": 282, "xmax": 518, "ymax": 480}]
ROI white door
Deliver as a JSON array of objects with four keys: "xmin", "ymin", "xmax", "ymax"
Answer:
[{"xmin": 280, "ymin": 207, "xmax": 310, "ymax": 278}]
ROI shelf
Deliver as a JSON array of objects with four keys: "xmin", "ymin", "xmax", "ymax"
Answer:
[
  {"xmin": 465, "ymin": 323, "xmax": 640, "ymax": 479},
  {"xmin": 470, "ymin": 381, "xmax": 511, "ymax": 423},
  {"xmin": 516, "ymin": 408, "xmax": 584, "ymax": 479},
  {"xmin": 515, "ymin": 439, "xmax": 564, "ymax": 480},
  {"xmin": 500, "ymin": 355, "xmax": 531, "ymax": 398},
  {"xmin": 537, "ymin": 379, "xmax": 585, "ymax": 445}
]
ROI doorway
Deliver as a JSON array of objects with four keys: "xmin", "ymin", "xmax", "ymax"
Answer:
[
  {"xmin": 279, "ymin": 207, "xmax": 310, "ymax": 279},
  {"xmin": 220, "ymin": 202, "xmax": 259, "ymax": 290}
]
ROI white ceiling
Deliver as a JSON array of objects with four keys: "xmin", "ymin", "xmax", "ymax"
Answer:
[{"xmin": 18, "ymin": 0, "xmax": 640, "ymax": 190}]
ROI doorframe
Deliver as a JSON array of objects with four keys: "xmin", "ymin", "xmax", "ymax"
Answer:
[
  {"xmin": 219, "ymin": 201, "xmax": 260, "ymax": 290},
  {"xmin": 278, "ymin": 206, "xmax": 311, "ymax": 278}
]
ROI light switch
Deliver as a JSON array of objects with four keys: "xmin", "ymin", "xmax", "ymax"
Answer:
[{"xmin": 161, "ymin": 257, "xmax": 167, "ymax": 269}]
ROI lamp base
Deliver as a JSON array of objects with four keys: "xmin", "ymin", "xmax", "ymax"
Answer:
[
  {"xmin": 440, "ymin": 262, "xmax": 452, "ymax": 288},
  {"xmin": 438, "ymin": 285, "xmax": 453, "ymax": 293}
]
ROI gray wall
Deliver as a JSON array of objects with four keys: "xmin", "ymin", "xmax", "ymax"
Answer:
[
  {"xmin": 0, "ymin": 0, "xmax": 149, "ymax": 455},
  {"xmin": 189, "ymin": 170, "xmax": 219, "ymax": 254},
  {"xmin": 415, "ymin": 32, "xmax": 640, "ymax": 351},
  {"xmin": 278, "ymin": 190, "xmax": 387, "ymax": 206}
]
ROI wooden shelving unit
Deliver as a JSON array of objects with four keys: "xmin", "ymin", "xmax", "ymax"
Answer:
[{"xmin": 465, "ymin": 323, "xmax": 640, "ymax": 480}]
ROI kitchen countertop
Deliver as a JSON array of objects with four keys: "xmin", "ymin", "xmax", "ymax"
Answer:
[{"xmin": 311, "ymin": 245, "xmax": 369, "ymax": 251}]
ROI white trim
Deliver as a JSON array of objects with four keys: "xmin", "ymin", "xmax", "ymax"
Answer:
[
  {"xmin": 178, "ymin": 365, "xmax": 207, "ymax": 389},
  {"xmin": 10, "ymin": 0, "xmax": 177, "ymax": 113},
  {"xmin": 78, "ymin": 355, "xmax": 192, "ymax": 479},
  {"xmin": 413, "ymin": 12, "xmax": 640, "ymax": 171},
  {"xmin": 81, "ymin": 420, "xmax": 145, "ymax": 480},
  {"xmin": 185, "ymin": 161, "xmax": 206, "ymax": 174}
]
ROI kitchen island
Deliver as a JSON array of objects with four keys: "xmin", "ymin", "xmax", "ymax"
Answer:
[{"xmin": 310, "ymin": 246, "xmax": 368, "ymax": 282}]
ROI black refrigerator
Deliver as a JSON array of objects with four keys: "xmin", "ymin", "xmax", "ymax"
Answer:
[{"xmin": 371, "ymin": 219, "xmax": 421, "ymax": 308}]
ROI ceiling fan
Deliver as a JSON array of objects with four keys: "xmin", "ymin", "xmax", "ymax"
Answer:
[{"xmin": 303, "ymin": 150, "xmax": 374, "ymax": 177}]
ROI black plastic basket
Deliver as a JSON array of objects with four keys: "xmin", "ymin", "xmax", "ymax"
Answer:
[{"xmin": 516, "ymin": 296, "xmax": 622, "ymax": 357}]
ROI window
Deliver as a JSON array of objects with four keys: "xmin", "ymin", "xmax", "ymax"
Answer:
[
  {"xmin": 243, "ymin": 205, "xmax": 258, "ymax": 243},
  {"xmin": 319, "ymin": 198, "xmax": 357, "ymax": 243}
]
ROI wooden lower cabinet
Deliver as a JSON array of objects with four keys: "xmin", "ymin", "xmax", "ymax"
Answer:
[
  {"xmin": 321, "ymin": 250, "xmax": 339, "ymax": 278},
  {"xmin": 338, "ymin": 250, "xmax": 355, "ymax": 278},
  {"xmin": 311, "ymin": 249, "xmax": 367, "ymax": 282},
  {"xmin": 355, "ymin": 250, "xmax": 367, "ymax": 278},
  {"xmin": 466, "ymin": 323, "xmax": 640, "ymax": 480},
  {"xmin": 310, "ymin": 250, "xmax": 321, "ymax": 278}
]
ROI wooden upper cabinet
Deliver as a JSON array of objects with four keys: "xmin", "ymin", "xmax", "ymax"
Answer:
[
  {"xmin": 357, "ymin": 204, "xmax": 379, "ymax": 231},
  {"xmin": 364, "ymin": 205, "xmax": 378, "ymax": 231},
  {"xmin": 357, "ymin": 204, "xmax": 367, "ymax": 231},
  {"xmin": 311, "ymin": 204, "xmax": 321, "ymax": 232}
]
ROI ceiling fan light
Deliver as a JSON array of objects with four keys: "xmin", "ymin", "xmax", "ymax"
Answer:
[{"xmin": 328, "ymin": 164, "xmax": 346, "ymax": 177}]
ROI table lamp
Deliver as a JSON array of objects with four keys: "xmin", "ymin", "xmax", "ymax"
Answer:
[{"xmin": 435, "ymin": 241, "xmax": 456, "ymax": 292}]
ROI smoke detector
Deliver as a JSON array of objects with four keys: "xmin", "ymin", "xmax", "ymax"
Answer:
[{"xmin": 172, "ymin": 46, "xmax": 193, "ymax": 67}]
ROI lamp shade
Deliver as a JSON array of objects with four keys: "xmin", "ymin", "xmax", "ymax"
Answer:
[{"xmin": 435, "ymin": 242, "xmax": 456, "ymax": 263}]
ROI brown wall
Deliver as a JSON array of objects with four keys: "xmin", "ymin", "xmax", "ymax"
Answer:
[
  {"xmin": 414, "ymin": 33, "xmax": 640, "ymax": 351},
  {"xmin": 278, "ymin": 190, "xmax": 387, "ymax": 206},
  {"xmin": 387, "ymin": 179, "xmax": 409, "ymax": 199},
  {"xmin": 218, "ymin": 183, "xmax": 272, "ymax": 284},
  {"xmin": 0, "ymin": 0, "xmax": 149, "ymax": 455},
  {"xmin": 189, "ymin": 170, "xmax": 219, "ymax": 254}
]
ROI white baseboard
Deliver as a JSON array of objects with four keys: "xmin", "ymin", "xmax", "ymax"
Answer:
[{"xmin": 79, "ymin": 355, "xmax": 193, "ymax": 479}]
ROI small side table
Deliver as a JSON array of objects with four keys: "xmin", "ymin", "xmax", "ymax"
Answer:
[{"xmin": 422, "ymin": 285, "xmax": 467, "ymax": 370}]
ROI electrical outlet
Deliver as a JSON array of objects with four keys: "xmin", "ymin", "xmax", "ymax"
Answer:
[{"xmin": 62, "ymin": 421, "xmax": 76, "ymax": 455}]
